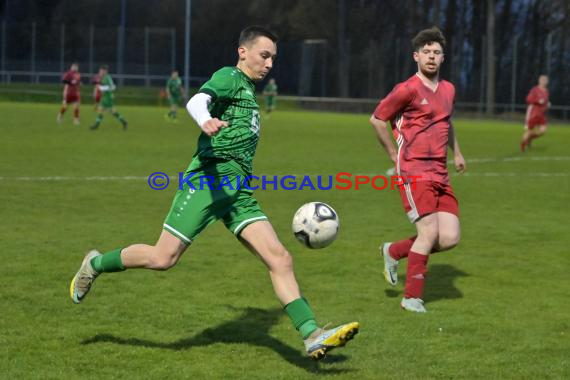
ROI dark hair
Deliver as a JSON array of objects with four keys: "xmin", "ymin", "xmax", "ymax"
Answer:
[
  {"xmin": 100, "ymin": 64, "xmax": 109, "ymax": 71},
  {"xmin": 239, "ymin": 26, "xmax": 278, "ymax": 47},
  {"xmin": 412, "ymin": 27, "xmax": 446, "ymax": 52}
]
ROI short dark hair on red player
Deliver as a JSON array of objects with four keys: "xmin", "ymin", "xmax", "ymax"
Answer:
[{"xmin": 412, "ymin": 27, "xmax": 446, "ymax": 52}]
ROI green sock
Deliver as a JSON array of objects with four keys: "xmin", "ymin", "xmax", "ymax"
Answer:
[
  {"xmin": 90, "ymin": 248, "xmax": 125, "ymax": 273},
  {"xmin": 112, "ymin": 112, "xmax": 126, "ymax": 124},
  {"xmin": 94, "ymin": 114, "xmax": 103, "ymax": 127},
  {"xmin": 284, "ymin": 297, "xmax": 318, "ymax": 339}
]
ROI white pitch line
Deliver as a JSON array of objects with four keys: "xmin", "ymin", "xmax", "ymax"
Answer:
[
  {"xmin": 1, "ymin": 172, "xmax": 570, "ymax": 181},
  {"xmin": 454, "ymin": 156, "xmax": 570, "ymax": 164},
  {"xmin": 1, "ymin": 157, "xmax": 569, "ymax": 181},
  {"xmin": 0, "ymin": 176, "xmax": 152, "ymax": 181},
  {"xmin": 455, "ymin": 172, "xmax": 570, "ymax": 177}
]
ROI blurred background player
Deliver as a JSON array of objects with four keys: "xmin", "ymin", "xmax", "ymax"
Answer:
[
  {"xmin": 56, "ymin": 62, "xmax": 81, "ymax": 125},
  {"xmin": 262, "ymin": 78, "xmax": 278, "ymax": 114},
  {"xmin": 520, "ymin": 75, "xmax": 550, "ymax": 152},
  {"xmin": 370, "ymin": 27, "xmax": 466, "ymax": 313},
  {"xmin": 91, "ymin": 71, "xmax": 102, "ymax": 110},
  {"xmin": 90, "ymin": 65, "xmax": 128, "ymax": 131},
  {"xmin": 165, "ymin": 70, "xmax": 185, "ymax": 122}
]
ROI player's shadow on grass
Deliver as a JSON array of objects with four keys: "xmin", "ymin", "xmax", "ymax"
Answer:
[
  {"xmin": 384, "ymin": 264, "xmax": 468, "ymax": 304},
  {"xmin": 423, "ymin": 264, "xmax": 469, "ymax": 303},
  {"xmin": 82, "ymin": 306, "xmax": 354, "ymax": 375}
]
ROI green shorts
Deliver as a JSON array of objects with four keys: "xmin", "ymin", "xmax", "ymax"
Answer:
[
  {"xmin": 168, "ymin": 96, "xmax": 181, "ymax": 106},
  {"xmin": 101, "ymin": 96, "xmax": 114, "ymax": 109},
  {"xmin": 163, "ymin": 160, "xmax": 268, "ymax": 244},
  {"xmin": 265, "ymin": 96, "xmax": 276, "ymax": 108}
]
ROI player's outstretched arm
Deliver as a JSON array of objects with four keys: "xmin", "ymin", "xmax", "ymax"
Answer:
[
  {"xmin": 448, "ymin": 123, "xmax": 466, "ymax": 173},
  {"xmin": 186, "ymin": 93, "xmax": 228, "ymax": 137},
  {"xmin": 369, "ymin": 116, "xmax": 397, "ymax": 164},
  {"xmin": 62, "ymin": 84, "xmax": 69, "ymax": 102}
]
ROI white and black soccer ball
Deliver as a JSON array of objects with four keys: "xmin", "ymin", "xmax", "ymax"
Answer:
[{"xmin": 292, "ymin": 202, "xmax": 339, "ymax": 249}]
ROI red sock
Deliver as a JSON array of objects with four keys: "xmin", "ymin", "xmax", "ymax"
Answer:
[
  {"xmin": 60, "ymin": 107, "xmax": 66, "ymax": 115},
  {"xmin": 404, "ymin": 251, "xmax": 429, "ymax": 299},
  {"xmin": 74, "ymin": 109, "xmax": 79, "ymax": 118},
  {"xmin": 388, "ymin": 236, "xmax": 417, "ymax": 260}
]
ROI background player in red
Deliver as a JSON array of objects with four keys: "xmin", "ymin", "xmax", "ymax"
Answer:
[
  {"xmin": 91, "ymin": 72, "xmax": 102, "ymax": 110},
  {"xmin": 520, "ymin": 75, "xmax": 550, "ymax": 152},
  {"xmin": 57, "ymin": 62, "xmax": 81, "ymax": 125},
  {"xmin": 369, "ymin": 27, "xmax": 466, "ymax": 313}
]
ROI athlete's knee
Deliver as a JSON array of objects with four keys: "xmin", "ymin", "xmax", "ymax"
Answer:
[
  {"xmin": 148, "ymin": 246, "xmax": 180, "ymax": 270},
  {"xmin": 417, "ymin": 224, "xmax": 439, "ymax": 247},
  {"xmin": 267, "ymin": 244, "xmax": 293, "ymax": 272},
  {"xmin": 438, "ymin": 229, "xmax": 460, "ymax": 251}
]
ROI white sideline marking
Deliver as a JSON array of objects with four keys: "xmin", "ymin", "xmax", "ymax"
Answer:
[
  {"xmin": 1, "ymin": 156, "xmax": 569, "ymax": 181},
  {"xmin": 1, "ymin": 173, "xmax": 570, "ymax": 181},
  {"xmin": 454, "ymin": 156, "xmax": 570, "ymax": 164},
  {"xmin": 0, "ymin": 176, "xmax": 151, "ymax": 181},
  {"xmin": 455, "ymin": 172, "xmax": 570, "ymax": 177}
]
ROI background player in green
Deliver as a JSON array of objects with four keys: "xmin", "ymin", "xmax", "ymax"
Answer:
[
  {"xmin": 70, "ymin": 26, "xmax": 358, "ymax": 361},
  {"xmin": 90, "ymin": 65, "xmax": 128, "ymax": 130},
  {"xmin": 165, "ymin": 69, "xmax": 185, "ymax": 122},
  {"xmin": 262, "ymin": 78, "xmax": 278, "ymax": 114}
]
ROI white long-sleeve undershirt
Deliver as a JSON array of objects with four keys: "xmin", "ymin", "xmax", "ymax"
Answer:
[
  {"xmin": 186, "ymin": 92, "xmax": 213, "ymax": 128},
  {"xmin": 99, "ymin": 85, "xmax": 115, "ymax": 92}
]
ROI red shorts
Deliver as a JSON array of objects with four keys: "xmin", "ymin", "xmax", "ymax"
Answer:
[
  {"xmin": 526, "ymin": 116, "xmax": 547, "ymax": 130},
  {"xmin": 65, "ymin": 93, "xmax": 80, "ymax": 104},
  {"xmin": 398, "ymin": 181, "xmax": 459, "ymax": 223},
  {"xmin": 95, "ymin": 92, "xmax": 101, "ymax": 103}
]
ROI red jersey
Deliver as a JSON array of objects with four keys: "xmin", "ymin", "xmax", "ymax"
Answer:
[
  {"xmin": 525, "ymin": 86, "xmax": 549, "ymax": 123},
  {"xmin": 91, "ymin": 74, "xmax": 102, "ymax": 99},
  {"xmin": 373, "ymin": 74, "xmax": 455, "ymax": 184},
  {"xmin": 91, "ymin": 74, "xmax": 101, "ymax": 85},
  {"xmin": 62, "ymin": 70, "xmax": 81, "ymax": 96}
]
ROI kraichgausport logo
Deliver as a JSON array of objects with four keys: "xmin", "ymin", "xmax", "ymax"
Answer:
[{"xmin": 147, "ymin": 172, "xmax": 422, "ymax": 191}]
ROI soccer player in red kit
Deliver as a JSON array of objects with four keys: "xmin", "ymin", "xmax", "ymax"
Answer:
[
  {"xmin": 520, "ymin": 75, "xmax": 550, "ymax": 152},
  {"xmin": 57, "ymin": 63, "xmax": 81, "ymax": 125},
  {"xmin": 91, "ymin": 73, "xmax": 102, "ymax": 110},
  {"xmin": 369, "ymin": 27, "xmax": 466, "ymax": 313}
]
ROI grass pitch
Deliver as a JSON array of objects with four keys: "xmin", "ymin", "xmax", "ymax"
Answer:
[{"xmin": 0, "ymin": 102, "xmax": 569, "ymax": 379}]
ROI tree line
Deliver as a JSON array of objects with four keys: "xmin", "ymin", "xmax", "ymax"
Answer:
[{"xmin": 1, "ymin": 0, "xmax": 568, "ymax": 107}]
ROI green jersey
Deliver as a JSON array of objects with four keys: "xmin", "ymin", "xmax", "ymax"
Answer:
[
  {"xmin": 263, "ymin": 82, "xmax": 277, "ymax": 97},
  {"xmin": 167, "ymin": 77, "xmax": 182, "ymax": 98},
  {"xmin": 193, "ymin": 67, "xmax": 260, "ymax": 175},
  {"xmin": 98, "ymin": 74, "xmax": 116, "ymax": 108},
  {"xmin": 99, "ymin": 74, "xmax": 115, "ymax": 101}
]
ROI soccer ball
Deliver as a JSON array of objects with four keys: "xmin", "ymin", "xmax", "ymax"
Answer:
[{"xmin": 292, "ymin": 202, "xmax": 339, "ymax": 249}]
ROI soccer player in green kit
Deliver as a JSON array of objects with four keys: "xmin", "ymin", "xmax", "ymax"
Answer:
[
  {"xmin": 165, "ymin": 70, "xmax": 185, "ymax": 122},
  {"xmin": 90, "ymin": 65, "xmax": 128, "ymax": 130},
  {"xmin": 262, "ymin": 78, "xmax": 278, "ymax": 114},
  {"xmin": 70, "ymin": 26, "xmax": 358, "ymax": 361}
]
